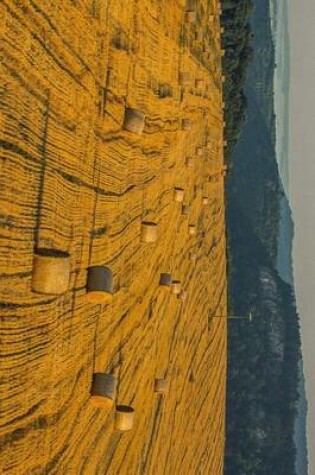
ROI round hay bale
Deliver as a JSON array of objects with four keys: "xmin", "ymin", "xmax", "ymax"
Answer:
[
  {"xmin": 159, "ymin": 272, "xmax": 172, "ymax": 290},
  {"xmin": 154, "ymin": 378, "xmax": 168, "ymax": 394},
  {"xmin": 181, "ymin": 205, "xmax": 191, "ymax": 216},
  {"xmin": 32, "ymin": 249, "xmax": 70, "ymax": 295},
  {"xmin": 86, "ymin": 266, "xmax": 113, "ymax": 303},
  {"xmin": 123, "ymin": 108, "xmax": 145, "ymax": 135},
  {"xmin": 115, "ymin": 405, "xmax": 135, "ymax": 431},
  {"xmin": 188, "ymin": 224, "xmax": 196, "ymax": 236},
  {"xmin": 141, "ymin": 221, "xmax": 158, "ymax": 243},
  {"xmin": 182, "ymin": 118, "xmax": 192, "ymax": 131},
  {"xmin": 186, "ymin": 156, "xmax": 194, "ymax": 168},
  {"xmin": 185, "ymin": 11, "xmax": 196, "ymax": 23},
  {"xmin": 178, "ymin": 290, "xmax": 187, "ymax": 301},
  {"xmin": 179, "ymin": 72, "xmax": 190, "ymax": 86},
  {"xmin": 174, "ymin": 187, "xmax": 185, "ymax": 203},
  {"xmin": 195, "ymin": 79, "xmax": 204, "ymax": 89},
  {"xmin": 196, "ymin": 146, "xmax": 204, "ymax": 157},
  {"xmin": 90, "ymin": 373, "xmax": 117, "ymax": 409},
  {"xmin": 171, "ymin": 280, "xmax": 181, "ymax": 295}
]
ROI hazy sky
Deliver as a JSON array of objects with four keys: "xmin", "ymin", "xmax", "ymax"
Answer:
[{"xmin": 289, "ymin": 1, "xmax": 315, "ymax": 473}]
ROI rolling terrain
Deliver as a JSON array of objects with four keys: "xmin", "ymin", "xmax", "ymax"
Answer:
[{"xmin": 0, "ymin": 0, "xmax": 227, "ymax": 473}]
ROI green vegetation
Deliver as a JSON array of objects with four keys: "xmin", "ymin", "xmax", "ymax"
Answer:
[
  {"xmin": 221, "ymin": 0, "xmax": 254, "ymax": 162},
  {"xmin": 225, "ymin": 199, "xmax": 301, "ymax": 475}
]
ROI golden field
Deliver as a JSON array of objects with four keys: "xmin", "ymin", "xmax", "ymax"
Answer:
[{"xmin": 0, "ymin": 0, "xmax": 227, "ymax": 473}]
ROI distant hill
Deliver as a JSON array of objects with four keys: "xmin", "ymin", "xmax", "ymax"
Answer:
[
  {"xmin": 294, "ymin": 363, "xmax": 308, "ymax": 475},
  {"xmin": 222, "ymin": 0, "xmax": 307, "ymax": 473},
  {"xmin": 276, "ymin": 189, "xmax": 294, "ymax": 285}
]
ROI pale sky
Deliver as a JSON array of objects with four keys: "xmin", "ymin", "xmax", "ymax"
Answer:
[{"xmin": 289, "ymin": 1, "xmax": 315, "ymax": 473}]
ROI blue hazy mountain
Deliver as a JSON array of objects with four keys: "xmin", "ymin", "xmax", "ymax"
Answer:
[
  {"xmin": 271, "ymin": 1, "xmax": 308, "ymax": 473},
  {"xmin": 270, "ymin": 0, "xmax": 291, "ymax": 195},
  {"xmin": 222, "ymin": 0, "xmax": 308, "ymax": 473}
]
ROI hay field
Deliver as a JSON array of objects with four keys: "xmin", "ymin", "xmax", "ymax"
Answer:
[{"xmin": 0, "ymin": 0, "xmax": 227, "ymax": 473}]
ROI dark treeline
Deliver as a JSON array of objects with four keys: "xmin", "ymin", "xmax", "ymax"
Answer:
[
  {"xmin": 221, "ymin": 0, "xmax": 254, "ymax": 162},
  {"xmin": 225, "ymin": 199, "xmax": 301, "ymax": 475},
  {"xmin": 221, "ymin": 0, "xmax": 303, "ymax": 474}
]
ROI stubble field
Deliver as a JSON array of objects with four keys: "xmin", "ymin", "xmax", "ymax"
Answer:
[{"xmin": 0, "ymin": 0, "xmax": 227, "ymax": 473}]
